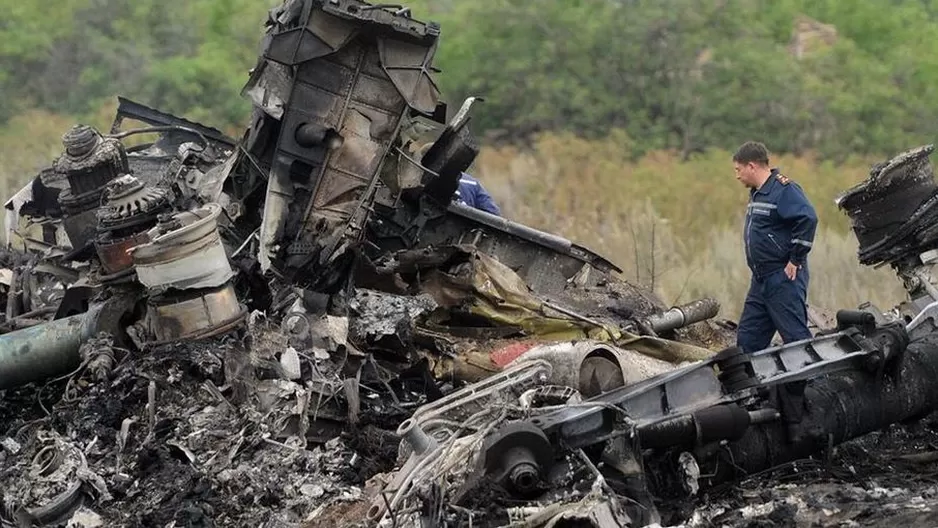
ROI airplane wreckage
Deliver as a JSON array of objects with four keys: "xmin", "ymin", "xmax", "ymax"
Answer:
[{"xmin": 3, "ymin": 1, "xmax": 938, "ymax": 527}]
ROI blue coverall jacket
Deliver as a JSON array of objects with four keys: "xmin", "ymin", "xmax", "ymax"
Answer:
[
  {"xmin": 737, "ymin": 168, "xmax": 818, "ymax": 353},
  {"xmin": 455, "ymin": 173, "xmax": 501, "ymax": 216}
]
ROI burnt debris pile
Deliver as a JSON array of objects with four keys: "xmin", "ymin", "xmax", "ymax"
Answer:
[{"xmin": 2, "ymin": 1, "xmax": 938, "ymax": 527}]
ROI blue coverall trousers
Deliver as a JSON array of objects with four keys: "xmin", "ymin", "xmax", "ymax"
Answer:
[{"xmin": 736, "ymin": 266, "xmax": 812, "ymax": 353}]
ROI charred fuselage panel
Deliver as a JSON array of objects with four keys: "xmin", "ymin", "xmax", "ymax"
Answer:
[{"xmin": 252, "ymin": 0, "xmax": 442, "ymax": 289}]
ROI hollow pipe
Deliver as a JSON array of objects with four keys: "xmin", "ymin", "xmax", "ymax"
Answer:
[
  {"xmin": 0, "ymin": 298, "xmax": 131, "ymax": 390},
  {"xmin": 645, "ymin": 297, "xmax": 720, "ymax": 334}
]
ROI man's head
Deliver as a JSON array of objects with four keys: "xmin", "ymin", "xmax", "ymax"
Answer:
[{"xmin": 733, "ymin": 141, "xmax": 772, "ymax": 189}]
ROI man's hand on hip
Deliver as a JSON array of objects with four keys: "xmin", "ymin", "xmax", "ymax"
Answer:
[{"xmin": 784, "ymin": 261, "xmax": 799, "ymax": 281}]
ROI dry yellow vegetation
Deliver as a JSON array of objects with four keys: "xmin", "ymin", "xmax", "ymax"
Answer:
[
  {"xmin": 474, "ymin": 132, "xmax": 907, "ymax": 319},
  {"xmin": 0, "ymin": 116, "xmax": 909, "ymax": 320}
]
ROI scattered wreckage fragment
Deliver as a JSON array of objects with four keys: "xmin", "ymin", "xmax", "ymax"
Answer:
[
  {"xmin": 359, "ymin": 145, "xmax": 938, "ymax": 527},
  {"xmin": 0, "ymin": 293, "xmax": 136, "ymax": 390},
  {"xmin": 0, "ymin": 0, "xmax": 726, "ymax": 395},
  {"xmin": 245, "ymin": 0, "xmax": 447, "ymax": 290},
  {"xmin": 368, "ymin": 310, "xmax": 917, "ymax": 526},
  {"xmin": 837, "ymin": 144, "xmax": 938, "ymax": 317},
  {"xmin": 0, "ymin": 1, "xmax": 794, "ymax": 526},
  {"xmin": 128, "ymin": 202, "xmax": 247, "ymax": 345}
]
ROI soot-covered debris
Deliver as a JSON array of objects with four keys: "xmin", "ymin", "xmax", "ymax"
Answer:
[
  {"xmin": 671, "ymin": 416, "xmax": 938, "ymax": 528},
  {"xmin": 0, "ymin": 330, "xmax": 387, "ymax": 527}
]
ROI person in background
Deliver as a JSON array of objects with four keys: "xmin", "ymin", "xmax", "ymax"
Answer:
[
  {"xmin": 733, "ymin": 141, "xmax": 818, "ymax": 353},
  {"xmin": 454, "ymin": 172, "xmax": 501, "ymax": 216}
]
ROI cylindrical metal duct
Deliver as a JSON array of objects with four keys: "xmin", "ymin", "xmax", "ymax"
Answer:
[
  {"xmin": 0, "ymin": 307, "xmax": 100, "ymax": 390},
  {"xmin": 645, "ymin": 297, "xmax": 720, "ymax": 334},
  {"xmin": 0, "ymin": 296, "xmax": 135, "ymax": 390}
]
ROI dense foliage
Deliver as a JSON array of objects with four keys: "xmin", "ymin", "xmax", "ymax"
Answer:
[{"xmin": 2, "ymin": 0, "xmax": 938, "ymax": 158}]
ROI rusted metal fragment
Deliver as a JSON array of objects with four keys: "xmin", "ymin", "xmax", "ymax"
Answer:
[
  {"xmin": 95, "ymin": 231, "xmax": 151, "ymax": 276},
  {"xmin": 139, "ymin": 283, "xmax": 246, "ymax": 344}
]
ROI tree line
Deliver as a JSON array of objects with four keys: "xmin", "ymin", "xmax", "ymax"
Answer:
[{"xmin": 2, "ymin": 0, "xmax": 938, "ymax": 160}]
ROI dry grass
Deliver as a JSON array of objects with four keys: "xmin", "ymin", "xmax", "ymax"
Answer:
[
  {"xmin": 0, "ymin": 114, "xmax": 908, "ymax": 319},
  {"xmin": 474, "ymin": 132, "xmax": 907, "ymax": 319}
]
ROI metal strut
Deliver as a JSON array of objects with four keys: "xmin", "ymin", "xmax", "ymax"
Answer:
[{"xmin": 478, "ymin": 312, "xmax": 910, "ymax": 493}]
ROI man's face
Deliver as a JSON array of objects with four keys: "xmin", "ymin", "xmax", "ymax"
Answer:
[{"xmin": 734, "ymin": 161, "xmax": 757, "ymax": 188}]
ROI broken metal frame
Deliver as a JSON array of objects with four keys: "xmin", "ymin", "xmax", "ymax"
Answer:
[
  {"xmin": 411, "ymin": 312, "xmax": 910, "ymax": 518},
  {"xmin": 109, "ymin": 96, "xmax": 236, "ymax": 147}
]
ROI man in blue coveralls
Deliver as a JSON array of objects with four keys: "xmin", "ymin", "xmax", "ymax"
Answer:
[
  {"xmin": 734, "ymin": 141, "xmax": 818, "ymax": 353},
  {"xmin": 454, "ymin": 172, "xmax": 501, "ymax": 216}
]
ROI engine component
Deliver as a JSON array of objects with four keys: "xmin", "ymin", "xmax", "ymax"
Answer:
[
  {"xmin": 96, "ymin": 175, "xmax": 172, "ymax": 233},
  {"xmin": 56, "ymin": 125, "xmax": 129, "ymax": 195},
  {"xmin": 55, "ymin": 125, "xmax": 130, "ymax": 250},
  {"xmin": 367, "ymin": 359, "xmax": 553, "ymax": 523},
  {"xmin": 836, "ymin": 145, "xmax": 938, "ymax": 314},
  {"xmin": 479, "ymin": 422, "xmax": 553, "ymax": 498},
  {"xmin": 129, "ymin": 202, "xmax": 234, "ymax": 292},
  {"xmin": 94, "ymin": 175, "xmax": 173, "ymax": 278},
  {"xmin": 137, "ymin": 282, "xmax": 247, "ymax": 345},
  {"xmin": 837, "ymin": 145, "xmax": 938, "ymax": 260}
]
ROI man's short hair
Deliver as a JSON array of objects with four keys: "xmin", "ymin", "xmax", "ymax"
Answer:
[{"xmin": 733, "ymin": 141, "xmax": 770, "ymax": 166}]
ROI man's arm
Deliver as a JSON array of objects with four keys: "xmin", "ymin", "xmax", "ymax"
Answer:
[
  {"xmin": 778, "ymin": 184, "xmax": 818, "ymax": 266},
  {"xmin": 474, "ymin": 183, "xmax": 501, "ymax": 216}
]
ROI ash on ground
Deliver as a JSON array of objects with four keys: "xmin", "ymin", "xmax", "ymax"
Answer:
[
  {"xmin": 672, "ymin": 416, "xmax": 938, "ymax": 528},
  {"xmin": 0, "ymin": 328, "xmax": 403, "ymax": 527}
]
